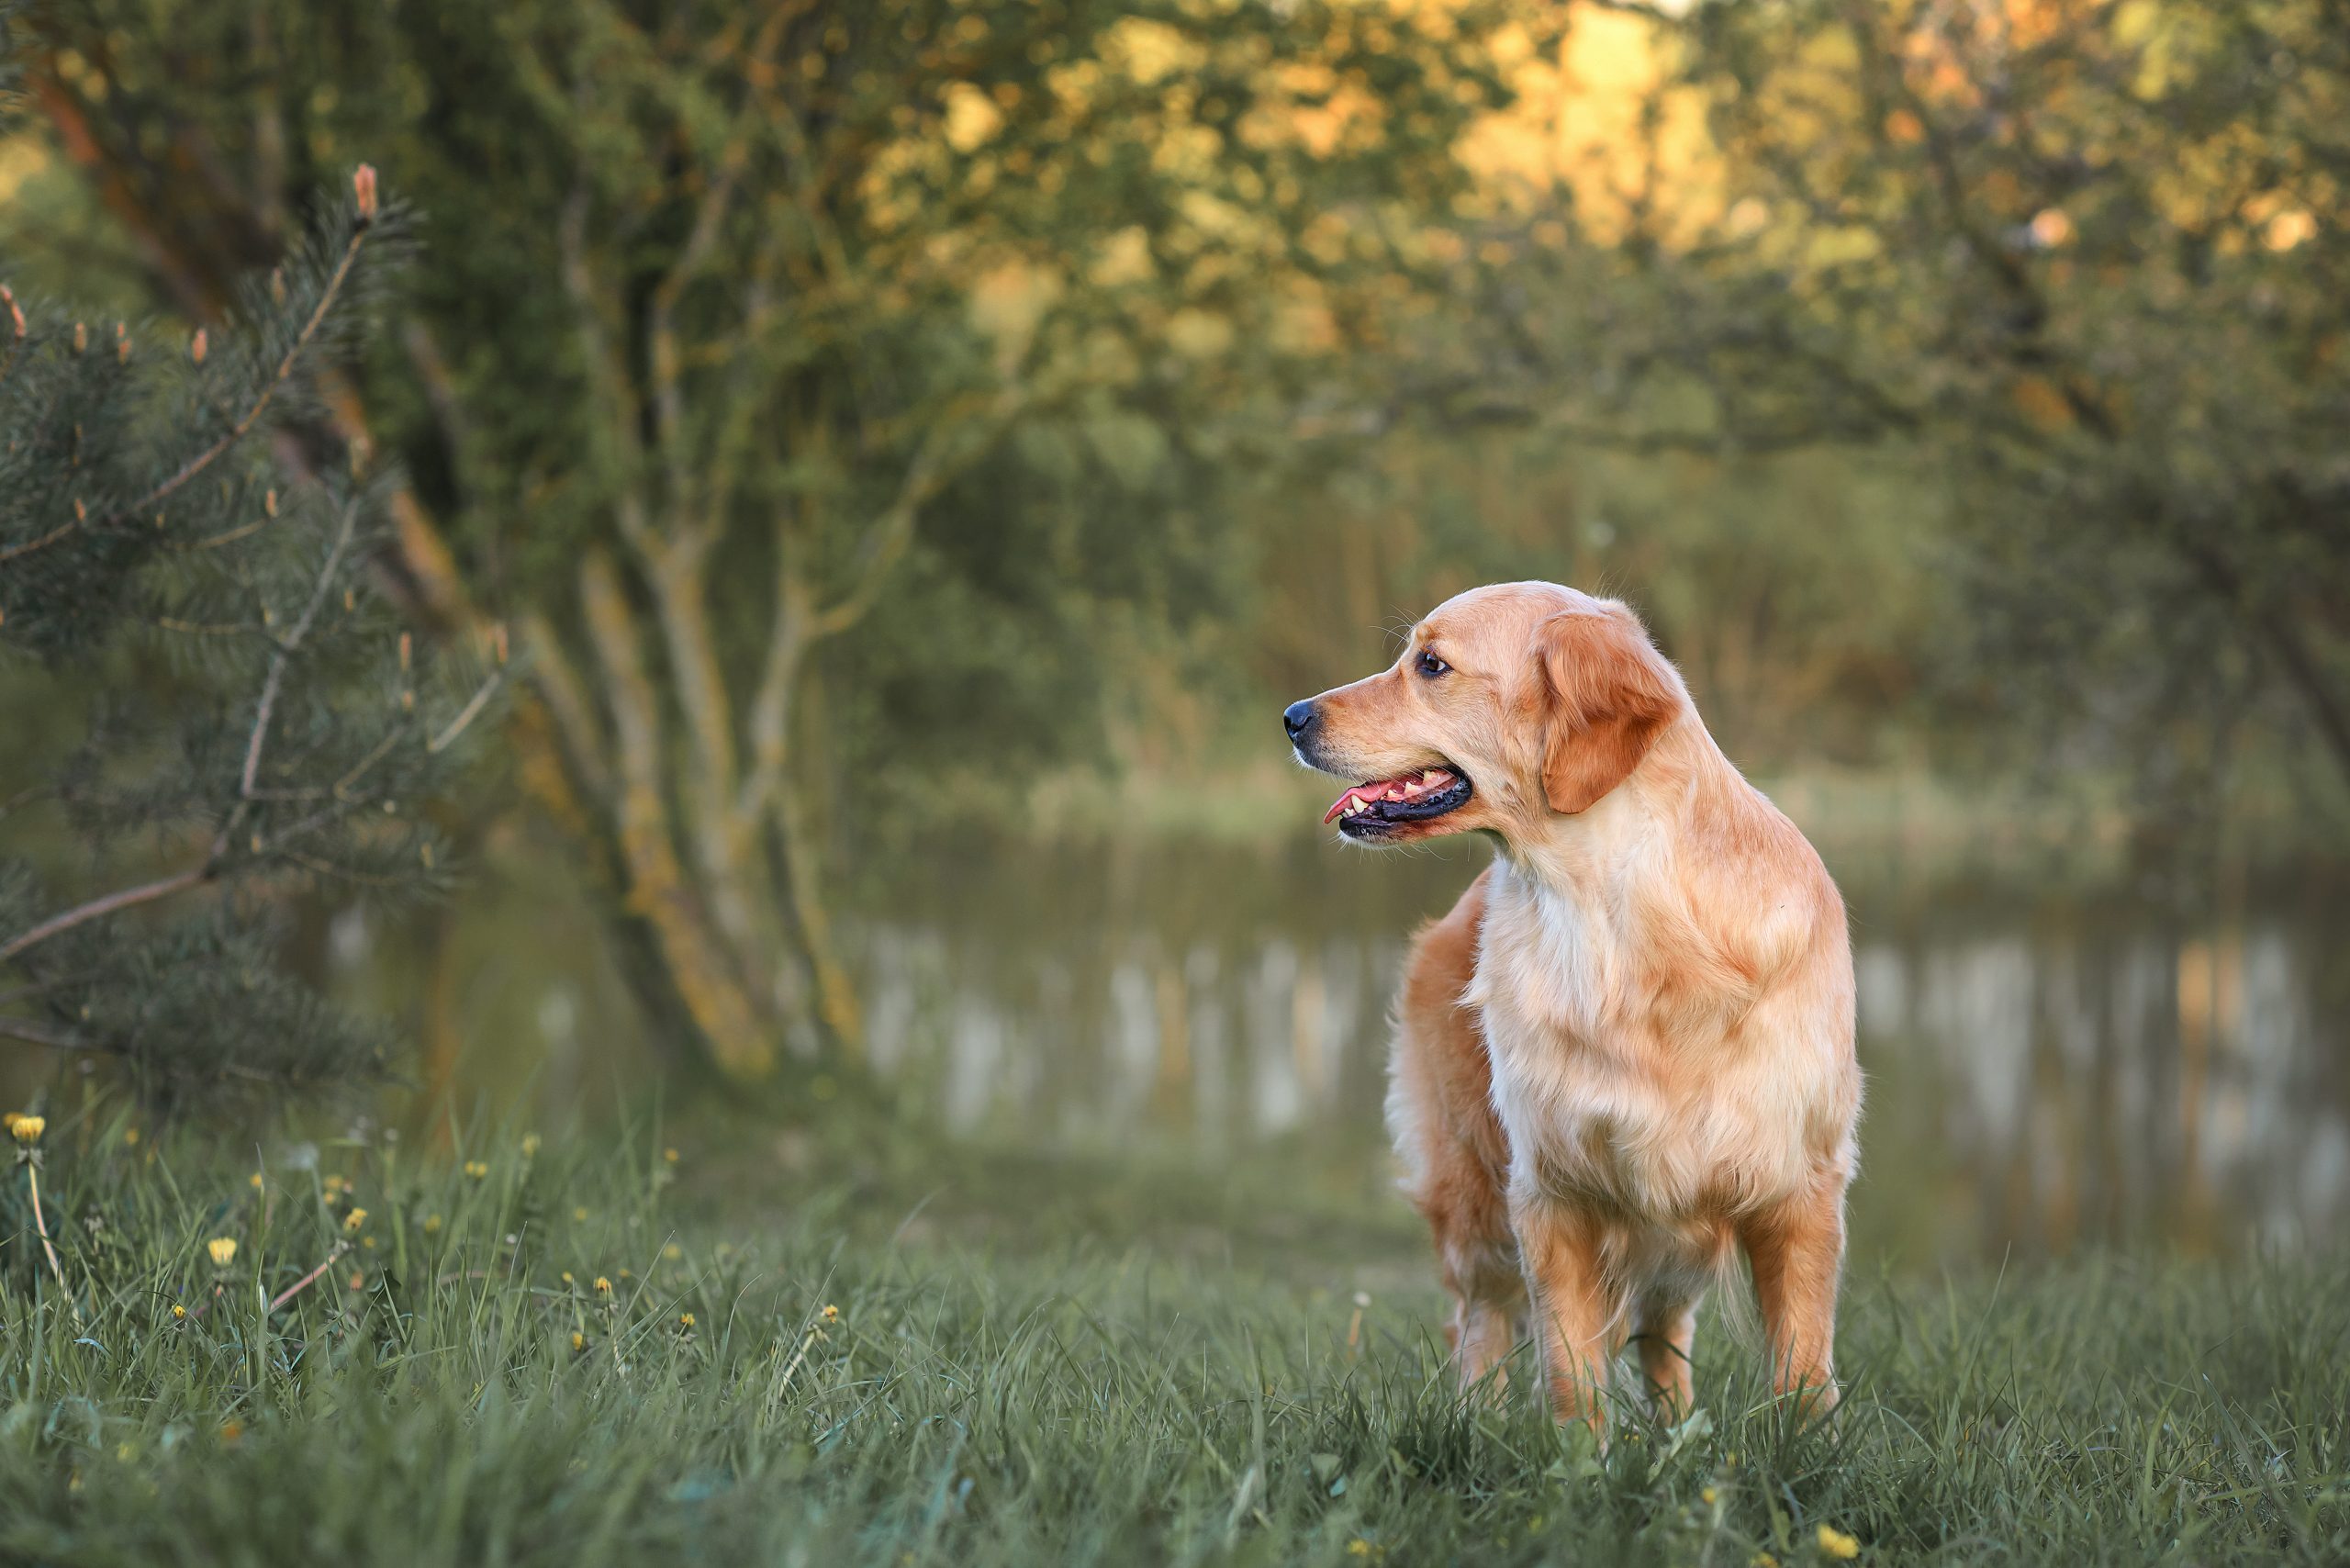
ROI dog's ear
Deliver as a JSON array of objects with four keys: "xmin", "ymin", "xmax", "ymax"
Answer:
[{"xmin": 1536, "ymin": 608, "xmax": 1680, "ymax": 815}]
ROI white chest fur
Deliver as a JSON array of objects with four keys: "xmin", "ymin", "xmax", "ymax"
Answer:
[{"xmin": 1464, "ymin": 854, "xmax": 1844, "ymax": 1226}]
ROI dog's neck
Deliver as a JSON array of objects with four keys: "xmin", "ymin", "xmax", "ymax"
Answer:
[{"xmin": 1495, "ymin": 711, "xmax": 1735, "ymax": 901}]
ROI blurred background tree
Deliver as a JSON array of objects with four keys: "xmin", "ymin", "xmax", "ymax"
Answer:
[
  {"xmin": 0, "ymin": 168, "xmax": 504, "ymax": 1110},
  {"xmin": 15, "ymin": 0, "xmax": 1567, "ymax": 1086},
  {"xmin": 4, "ymin": 0, "xmax": 2344, "ymax": 1121},
  {"xmin": 1460, "ymin": 0, "xmax": 2350, "ymax": 831}
]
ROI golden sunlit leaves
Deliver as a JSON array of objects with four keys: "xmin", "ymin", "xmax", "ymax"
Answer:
[
  {"xmin": 1164, "ymin": 308, "xmax": 1235, "ymax": 359},
  {"xmin": 2030, "ymin": 208, "xmax": 2076, "ymax": 248},
  {"xmin": 1101, "ymin": 18, "xmax": 1204, "ymax": 87},
  {"xmin": 969, "ymin": 263, "xmax": 1062, "ymax": 375},
  {"xmin": 2265, "ymin": 208, "xmax": 2318, "ymax": 252},
  {"xmin": 1088, "ymin": 227, "xmax": 1155, "ymax": 289},
  {"xmin": 2010, "ymin": 375, "xmax": 2079, "ymax": 431},
  {"xmin": 942, "ymin": 83, "xmax": 1003, "ymax": 152}
]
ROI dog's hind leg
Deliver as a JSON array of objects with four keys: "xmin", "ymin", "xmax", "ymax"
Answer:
[
  {"xmin": 1389, "ymin": 870, "xmax": 1524, "ymax": 1398},
  {"xmin": 1630, "ymin": 1292, "xmax": 1698, "ymax": 1420},
  {"xmin": 1441, "ymin": 1234, "xmax": 1528, "ymax": 1397}
]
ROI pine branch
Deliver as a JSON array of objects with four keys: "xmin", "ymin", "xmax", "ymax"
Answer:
[
  {"xmin": 0, "ymin": 866, "xmax": 209, "ymax": 965},
  {"xmin": 237, "ymin": 491, "xmax": 361, "ymax": 801},
  {"xmin": 0, "ymin": 165, "xmax": 476, "ymax": 1112},
  {"xmin": 0, "ymin": 1015, "xmax": 84, "ymax": 1051},
  {"xmin": 427, "ymin": 666, "xmax": 507, "ymax": 755},
  {"xmin": 0, "ymin": 166, "xmax": 382, "ymax": 571},
  {"xmin": 127, "ymin": 169, "xmax": 382, "ymax": 524}
]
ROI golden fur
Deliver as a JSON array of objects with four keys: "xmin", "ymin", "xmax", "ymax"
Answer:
[{"xmin": 1293, "ymin": 582, "xmax": 1859, "ymax": 1432}]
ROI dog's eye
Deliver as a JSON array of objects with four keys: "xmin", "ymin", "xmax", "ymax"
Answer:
[{"xmin": 1416, "ymin": 651, "xmax": 1450, "ymax": 678}]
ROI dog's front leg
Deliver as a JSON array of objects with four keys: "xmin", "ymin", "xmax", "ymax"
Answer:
[
  {"xmin": 1738, "ymin": 1176, "xmax": 1847, "ymax": 1421},
  {"xmin": 1512, "ymin": 1200, "xmax": 1619, "ymax": 1437}
]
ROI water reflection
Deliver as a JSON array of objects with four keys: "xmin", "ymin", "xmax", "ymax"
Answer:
[
  {"xmin": 853, "ymin": 839, "xmax": 2350, "ymax": 1265},
  {"xmin": 867, "ymin": 924, "xmax": 1395, "ymax": 1147}
]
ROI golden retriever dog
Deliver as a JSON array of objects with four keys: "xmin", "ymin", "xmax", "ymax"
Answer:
[{"xmin": 1283, "ymin": 581, "xmax": 1859, "ymax": 1434}]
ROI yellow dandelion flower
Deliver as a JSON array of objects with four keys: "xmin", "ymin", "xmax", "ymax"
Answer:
[
  {"xmin": 1751, "ymin": 1554, "xmax": 1778, "ymax": 1568},
  {"xmin": 663, "ymin": 1148, "xmax": 679, "ymax": 1166},
  {"xmin": 218, "ymin": 1419, "xmax": 243, "ymax": 1446},
  {"xmin": 1, "ymin": 1112, "xmax": 17, "ymax": 1131},
  {"xmin": 250, "ymin": 1172, "xmax": 264, "ymax": 1191},
  {"xmin": 464, "ymin": 1160, "xmax": 488, "ymax": 1180},
  {"xmin": 11, "ymin": 1114, "xmax": 44, "ymax": 1147},
  {"xmin": 573, "ymin": 1206, "xmax": 589, "ymax": 1222},
  {"xmin": 520, "ymin": 1133, "xmax": 542, "ymax": 1159},
  {"xmin": 324, "ymin": 1174, "xmax": 345, "ymax": 1194},
  {"xmin": 1817, "ymin": 1524, "xmax": 1861, "ymax": 1560},
  {"xmin": 594, "ymin": 1276, "xmax": 612, "ymax": 1296},
  {"xmin": 124, "ymin": 1127, "xmax": 140, "ymax": 1147},
  {"xmin": 562, "ymin": 1271, "xmax": 576, "ymax": 1286},
  {"xmin": 423, "ymin": 1214, "xmax": 442, "ymax": 1234},
  {"xmin": 821, "ymin": 1303, "xmax": 841, "ymax": 1325},
  {"xmin": 1702, "ymin": 1486, "xmax": 1718, "ymax": 1505},
  {"xmin": 207, "ymin": 1237, "xmax": 238, "ymax": 1268},
  {"xmin": 343, "ymin": 1207, "xmax": 368, "ymax": 1233},
  {"xmin": 662, "ymin": 1243, "xmax": 682, "ymax": 1261},
  {"xmin": 171, "ymin": 1303, "xmax": 187, "ymax": 1321},
  {"xmin": 571, "ymin": 1330, "xmax": 586, "ymax": 1352},
  {"xmin": 678, "ymin": 1312, "xmax": 695, "ymax": 1329}
]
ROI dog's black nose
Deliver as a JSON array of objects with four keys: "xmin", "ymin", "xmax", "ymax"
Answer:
[{"xmin": 1283, "ymin": 700, "xmax": 1317, "ymax": 741}]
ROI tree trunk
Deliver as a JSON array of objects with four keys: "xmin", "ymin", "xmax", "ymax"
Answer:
[
  {"xmin": 576, "ymin": 549, "xmax": 778, "ymax": 1081},
  {"xmin": 773, "ymin": 763, "xmax": 863, "ymax": 1057},
  {"xmin": 642, "ymin": 540, "xmax": 808, "ymax": 1022}
]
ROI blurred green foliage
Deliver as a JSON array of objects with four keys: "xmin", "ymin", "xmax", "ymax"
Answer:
[
  {"xmin": 4, "ymin": 0, "xmax": 2346, "ymax": 1092},
  {"xmin": 1561, "ymin": 0, "xmax": 2350, "ymax": 823},
  {"xmin": 7, "ymin": 0, "xmax": 1570, "ymax": 1081},
  {"xmin": 0, "ymin": 171, "xmax": 507, "ymax": 1110}
]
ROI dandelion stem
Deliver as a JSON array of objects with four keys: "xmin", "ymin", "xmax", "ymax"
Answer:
[
  {"xmin": 24, "ymin": 1159, "xmax": 80, "ymax": 1321},
  {"xmin": 771, "ymin": 1324, "xmax": 828, "ymax": 1404},
  {"xmin": 269, "ymin": 1243, "xmax": 347, "ymax": 1311}
]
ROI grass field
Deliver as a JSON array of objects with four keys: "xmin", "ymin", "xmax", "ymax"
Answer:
[{"xmin": 0, "ymin": 1109, "xmax": 2344, "ymax": 1566}]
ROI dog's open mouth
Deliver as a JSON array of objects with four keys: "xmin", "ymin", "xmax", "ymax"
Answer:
[{"xmin": 1322, "ymin": 766, "xmax": 1473, "ymax": 838}]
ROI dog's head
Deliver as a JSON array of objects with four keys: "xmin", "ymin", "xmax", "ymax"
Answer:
[{"xmin": 1283, "ymin": 582, "xmax": 1685, "ymax": 846}]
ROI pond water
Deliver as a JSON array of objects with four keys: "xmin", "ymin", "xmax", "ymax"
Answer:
[{"xmin": 835, "ymin": 834, "xmax": 2350, "ymax": 1270}]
